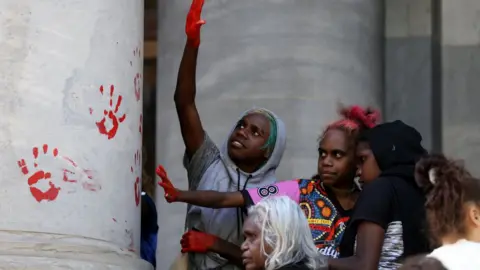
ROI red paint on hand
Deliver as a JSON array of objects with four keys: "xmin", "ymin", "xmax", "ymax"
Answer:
[
  {"xmin": 186, "ymin": 0, "xmax": 206, "ymax": 48},
  {"xmin": 180, "ymin": 230, "xmax": 217, "ymax": 253},
  {"xmin": 93, "ymin": 85, "xmax": 126, "ymax": 140},
  {"xmin": 156, "ymin": 165, "xmax": 178, "ymax": 203}
]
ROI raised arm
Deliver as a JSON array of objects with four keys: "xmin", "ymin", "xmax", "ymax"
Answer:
[
  {"xmin": 175, "ymin": 0, "xmax": 207, "ymax": 159},
  {"xmin": 156, "ymin": 165, "xmax": 246, "ymax": 208}
]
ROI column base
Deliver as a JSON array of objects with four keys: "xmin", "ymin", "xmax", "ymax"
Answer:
[{"xmin": 0, "ymin": 231, "xmax": 153, "ymax": 270}]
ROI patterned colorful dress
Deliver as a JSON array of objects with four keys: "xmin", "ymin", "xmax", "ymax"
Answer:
[{"xmin": 241, "ymin": 178, "xmax": 352, "ymax": 258}]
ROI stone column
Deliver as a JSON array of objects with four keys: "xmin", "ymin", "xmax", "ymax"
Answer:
[
  {"xmin": 384, "ymin": 0, "xmax": 434, "ymax": 150},
  {"xmin": 0, "ymin": 1, "xmax": 151, "ymax": 269},
  {"xmin": 156, "ymin": 0, "xmax": 382, "ymax": 268},
  {"xmin": 440, "ymin": 0, "xmax": 480, "ymax": 175}
]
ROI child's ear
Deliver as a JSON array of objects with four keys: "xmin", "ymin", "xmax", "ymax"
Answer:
[{"xmin": 468, "ymin": 205, "xmax": 480, "ymax": 227}]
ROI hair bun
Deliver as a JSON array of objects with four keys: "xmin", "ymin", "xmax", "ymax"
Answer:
[
  {"xmin": 339, "ymin": 105, "xmax": 380, "ymax": 129},
  {"xmin": 415, "ymin": 154, "xmax": 450, "ymax": 191}
]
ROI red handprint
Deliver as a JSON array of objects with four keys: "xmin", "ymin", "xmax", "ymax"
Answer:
[
  {"xmin": 91, "ymin": 85, "xmax": 126, "ymax": 140},
  {"xmin": 156, "ymin": 165, "xmax": 178, "ymax": 202},
  {"xmin": 131, "ymin": 150, "xmax": 142, "ymax": 206},
  {"xmin": 18, "ymin": 145, "xmax": 60, "ymax": 202},
  {"xmin": 17, "ymin": 145, "xmax": 100, "ymax": 202},
  {"xmin": 62, "ymin": 157, "xmax": 101, "ymax": 192},
  {"xmin": 186, "ymin": 0, "xmax": 206, "ymax": 48}
]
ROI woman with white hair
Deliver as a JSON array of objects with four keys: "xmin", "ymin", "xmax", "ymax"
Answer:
[{"xmin": 241, "ymin": 196, "xmax": 327, "ymax": 270}]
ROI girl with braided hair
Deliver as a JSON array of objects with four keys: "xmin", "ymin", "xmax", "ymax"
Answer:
[
  {"xmin": 415, "ymin": 154, "xmax": 480, "ymax": 269},
  {"xmin": 158, "ymin": 105, "xmax": 379, "ymax": 265}
]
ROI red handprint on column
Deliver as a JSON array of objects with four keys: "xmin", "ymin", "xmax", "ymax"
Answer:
[
  {"xmin": 62, "ymin": 157, "xmax": 101, "ymax": 192},
  {"xmin": 131, "ymin": 150, "xmax": 142, "ymax": 206},
  {"xmin": 17, "ymin": 144, "xmax": 100, "ymax": 202},
  {"xmin": 18, "ymin": 145, "xmax": 60, "ymax": 202},
  {"xmin": 90, "ymin": 85, "xmax": 126, "ymax": 140}
]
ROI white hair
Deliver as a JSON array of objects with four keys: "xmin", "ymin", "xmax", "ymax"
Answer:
[{"xmin": 247, "ymin": 196, "xmax": 327, "ymax": 270}]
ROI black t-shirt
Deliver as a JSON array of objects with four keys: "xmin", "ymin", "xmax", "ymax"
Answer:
[{"xmin": 339, "ymin": 177, "xmax": 429, "ymax": 269}]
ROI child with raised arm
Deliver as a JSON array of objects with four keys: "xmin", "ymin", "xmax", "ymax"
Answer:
[{"xmin": 173, "ymin": 0, "xmax": 286, "ymax": 268}]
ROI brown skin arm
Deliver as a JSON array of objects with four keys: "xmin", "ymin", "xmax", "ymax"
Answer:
[
  {"xmin": 177, "ymin": 190, "xmax": 246, "ymax": 208},
  {"xmin": 329, "ymin": 221, "xmax": 385, "ymax": 270},
  {"xmin": 209, "ymin": 238, "xmax": 244, "ymax": 267},
  {"xmin": 174, "ymin": 44, "xmax": 205, "ymax": 159}
]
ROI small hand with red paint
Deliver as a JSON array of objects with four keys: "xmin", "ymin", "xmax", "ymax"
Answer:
[
  {"xmin": 180, "ymin": 230, "xmax": 218, "ymax": 253},
  {"xmin": 185, "ymin": 0, "xmax": 206, "ymax": 48},
  {"xmin": 156, "ymin": 165, "xmax": 179, "ymax": 202}
]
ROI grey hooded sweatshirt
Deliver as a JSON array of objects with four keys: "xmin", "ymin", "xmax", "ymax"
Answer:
[{"xmin": 183, "ymin": 108, "xmax": 287, "ymax": 270}]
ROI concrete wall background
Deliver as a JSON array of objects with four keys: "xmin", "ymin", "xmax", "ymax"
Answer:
[
  {"xmin": 384, "ymin": 0, "xmax": 433, "ymax": 150},
  {"xmin": 441, "ymin": 0, "xmax": 480, "ymax": 175}
]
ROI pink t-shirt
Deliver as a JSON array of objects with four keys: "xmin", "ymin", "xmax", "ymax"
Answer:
[{"xmin": 242, "ymin": 179, "xmax": 300, "ymax": 206}]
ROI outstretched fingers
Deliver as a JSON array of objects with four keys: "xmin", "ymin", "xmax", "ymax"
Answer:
[
  {"xmin": 156, "ymin": 165, "xmax": 167, "ymax": 179},
  {"xmin": 191, "ymin": 0, "xmax": 205, "ymax": 13}
]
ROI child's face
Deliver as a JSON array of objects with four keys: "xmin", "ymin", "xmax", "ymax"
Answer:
[
  {"xmin": 228, "ymin": 113, "xmax": 271, "ymax": 167},
  {"xmin": 356, "ymin": 141, "xmax": 381, "ymax": 184},
  {"xmin": 317, "ymin": 129, "xmax": 356, "ymax": 187}
]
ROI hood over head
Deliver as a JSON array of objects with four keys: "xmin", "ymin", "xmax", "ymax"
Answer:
[
  {"xmin": 360, "ymin": 120, "xmax": 427, "ymax": 180},
  {"xmin": 220, "ymin": 107, "xmax": 287, "ymax": 184}
]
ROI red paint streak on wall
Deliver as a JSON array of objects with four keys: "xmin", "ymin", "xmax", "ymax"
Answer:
[
  {"xmin": 139, "ymin": 114, "xmax": 143, "ymax": 134},
  {"xmin": 62, "ymin": 159, "xmax": 100, "ymax": 192},
  {"xmin": 132, "ymin": 46, "xmax": 143, "ymax": 102},
  {"xmin": 131, "ymin": 150, "xmax": 142, "ymax": 206},
  {"xmin": 134, "ymin": 73, "xmax": 142, "ymax": 101},
  {"xmin": 134, "ymin": 177, "xmax": 141, "ymax": 206},
  {"xmin": 91, "ymin": 85, "xmax": 126, "ymax": 140}
]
